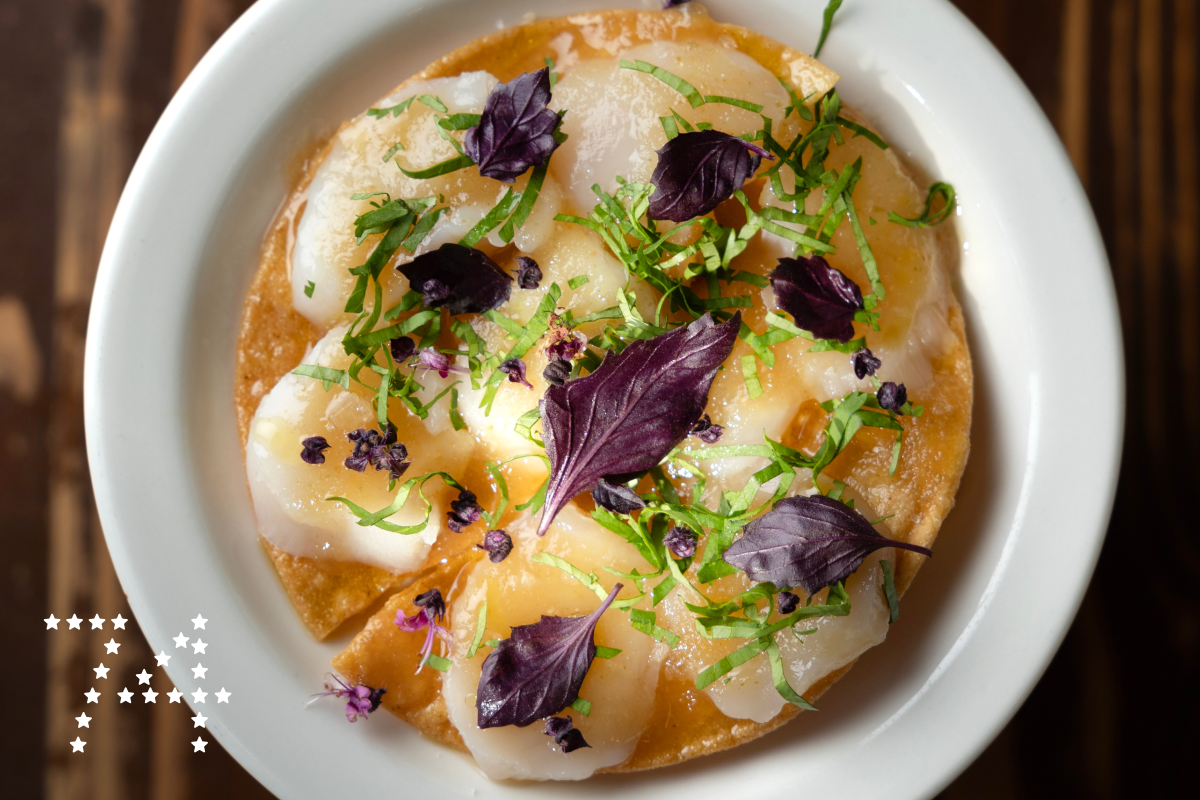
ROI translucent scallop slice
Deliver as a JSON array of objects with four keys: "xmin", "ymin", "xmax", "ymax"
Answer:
[{"xmin": 443, "ymin": 506, "xmax": 667, "ymax": 780}]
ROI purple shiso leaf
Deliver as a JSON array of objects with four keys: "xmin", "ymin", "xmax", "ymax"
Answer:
[
  {"xmin": 477, "ymin": 529, "xmax": 514, "ymax": 563},
  {"xmin": 397, "ymin": 243, "xmax": 513, "ymax": 315},
  {"xmin": 647, "ymin": 130, "xmax": 771, "ymax": 222},
  {"xmin": 516, "ymin": 256, "xmax": 543, "ymax": 290},
  {"xmin": 769, "ymin": 256, "xmax": 865, "ymax": 343},
  {"xmin": 300, "ymin": 436, "xmax": 330, "ymax": 465},
  {"xmin": 498, "ymin": 357, "xmax": 533, "ymax": 389},
  {"xmin": 590, "ymin": 480, "xmax": 647, "ymax": 515},
  {"xmin": 664, "ymin": 526, "xmax": 697, "ymax": 559},
  {"xmin": 464, "ymin": 67, "xmax": 562, "ymax": 183},
  {"xmin": 877, "ymin": 381, "xmax": 908, "ymax": 413},
  {"xmin": 543, "ymin": 359, "xmax": 571, "ymax": 387},
  {"xmin": 537, "ymin": 312, "xmax": 741, "ymax": 536},
  {"xmin": 722, "ymin": 495, "xmax": 932, "ymax": 594},
  {"xmin": 476, "ymin": 583, "xmax": 623, "ymax": 729},
  {"xmin": 852, "ymin": 347, "xmax": 881, "ymax": 379}
]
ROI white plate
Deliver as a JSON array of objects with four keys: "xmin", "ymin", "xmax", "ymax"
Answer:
[{"xmin": 84, "ymin": 0, "xmax": 1122, "ymax": 797}]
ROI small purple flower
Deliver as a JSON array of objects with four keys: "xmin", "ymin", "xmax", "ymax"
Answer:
[
  {"xmin": 877, "ymin": 381, "xmax": 908, "ymax": 413},
  {"xmin": 516, "ymin": 256, "xmax": 542, "ymax": 290},
  {"xmin": 447, "ymin": 489, "xmax": 483, "ymax": 532},
  {"xmin": 414, "ymin": 588, "xmax": 446, "ymax": 622},
  {"xmin": 345, "ymin": 428, "xmax": 383, "ymax": 472},
  {"xmin": 311, "ymin": 674, "xmax": 387, "ymax": 723},
  {"xmin": 390, "ymin": 335, "xmax": 416, "ymax": 362},
  {"xmin": 776, "ymin": 591, "xmax": 800, "ymax": 615},
  {"xmin": 421, "ymin": 278, "xmax": 450, "ymax": 307},
  {"xmin": 543, "ymin": 359, "xmax": 571, "ymax": 387},
  {"xmin": 664, "ymin": 526, "xmax": 697, "ymax": 559},
  {"xmin": 417, "ymin": 347, "xmax": 467, "ymax": 380},
  {"xmin": 852, "ymin": 348, "xmax": 882, "ymax": 380},
  {"xmin": 477, "ymin": 529, "xmax": 513, "ymax": 563},
  {"xmin": 300, "ymin": 436, "xmax": 330, "ymax": 465},
  {"xmin": 344, "ymin": 427, "xmax": 410, "ymax": 479},
  {"xmin": 543, "ymin": 715, "xmax": 591, "ymax": 753},
  {"xmin": 395, "ymin": 596, "xmax": 454, "ymax": 675},
  {"xmin": 546, "ymin": 330, "xmax": 588, "ymax": 362},
  {"xmin": 690, "ymin": 414, "xmax": 723, "ymax": 444},
  {"xmin": 373, "ymin": 443, "xmax": 411, "ymax": 481},
  {"xmin": 498, "ymin": 357, "xmax": 533, "ymax": 389}
]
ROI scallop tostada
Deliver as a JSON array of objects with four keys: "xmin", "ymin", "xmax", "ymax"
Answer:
[{"xmin": 236, "ymin": 2, "xmax": 971, "ymax": 781}]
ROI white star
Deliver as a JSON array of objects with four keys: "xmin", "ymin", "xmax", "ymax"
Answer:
[
  {"xmin": 143, "ymin": 688, "xmax": 159, "ymax": 703},
  {"xmin": 45, "ymin": 614, "xmax": 60, "ymax": 630},
  {"xmin": 167, "ymin": 688, "xmax": 183, "ymax": 703},
  {"xmin": 84, "ymin": 688, "xmax": 100, "ymax": 704},
  {"xmin": 70, "ymin": 737, "xmax": 86, "ymax": 753},
  {"xmin": 191, "ymin": 614, "xmax": 207, "ymax": 630},
  {"xmin": 192, "ymin": 737, "xmax": 207, "ymax": 753},
  {"xmin": 215, "ymin": 688, "xmax": 231, "ymax": 704},
  {"xmin": 192, "ymin": 712, "xmax": 208, "ymax": 728},
  {"xmin": 104, "ymin": 639, "xmax": 120, "ymax": 655},
  {"xmin": 67, "ymin": 614, "xmax": 82, "ymax": 630},
  {"xmin": 136, "ymin": 669, "xmax": 152, "ymax": 685},
  {"xmin": 191, "ymin": 688, "xmax": 207, "ymax": 704},
  {"xmin": 191, "ymin": 639, "xmax": 208, "ymax": 655},
  {"xmin": 173, "ymin": 632, "xmax": 189, "ymax": 649},
  {"xmin": 89, "ymin": 614, "xmax": 105, "ymax": 630},
  {"xmin": 75, "ymin": 712, "xmax": 91, "ymax": 728},
  {"xmin": 93, "ymin": 664, "xmax": 109, "ymax": 680},
  {"xmin": 111, "ymin": 614, "xmax": 127, "ymax": 630},
  {"xmin": 155, "ymin": 650, "xmax": 170, "ymax": 667},
  {"xmin": 191, "ymin": 663, "xmax": 207, "ymax": 680},
  {"xmin": 118, "ymin": 688, "xmax": 133, "ymax": 703}
]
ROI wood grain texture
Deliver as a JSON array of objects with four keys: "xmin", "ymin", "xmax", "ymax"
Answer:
[{"xmin": 0, "ymin": 0, "xmax": 1195, "ymax": 796}]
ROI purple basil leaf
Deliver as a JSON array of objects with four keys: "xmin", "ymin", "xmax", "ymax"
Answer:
[
  {"xmin": 877, "ymin": 381, "xmax": 907, "ymax": 413},
  {"xmin": 722, "ymin": 495, "xmax": 931, "ymax": 594},
  {"xmin": 476, "ymin": 583, "xmax": 622, "ymax": 728},
  {"xmin": 647, "ymin": 130, "xmax": 767, "ymax": 222},
  {"xmin": 397, "ymin": 243, "xmax": 512, "ymax": 315},
  {"xmin": 852, "ymin": 347, "xmax": 881, "ymax": 379},
  {"xmin": 769, "ymin": 256, "xmax": 864, "ymax": 343},
  {"xmin": 516, "ymin": 256, "xmax": 542, "ymax": 290},
  {"xmin": 477, "ymin": 529, "xmax": 514, "ymax": 563},
  {"xmin": 464, "ymin": 68, "xmax": 562, "ymax": 183},
  {"xmin": 537, "ymin": 312, "xmax": 741, "ymax": 536},
  {"xmin": 590, "ymin": 480, "xmax": 647, "ymax": 515},
  {"xmin": 300, "ymin": 436, "xmax": 330, "ymax": 465}
]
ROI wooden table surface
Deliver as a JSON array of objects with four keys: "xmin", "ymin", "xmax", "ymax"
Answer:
[{"xmin": 0, "ymin": 1, "xmax": 1194, "ymax": 797}]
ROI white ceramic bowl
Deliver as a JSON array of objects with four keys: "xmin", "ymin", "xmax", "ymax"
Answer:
[{"xmin": 84, "ymin": 0, "xmax": 1122, "ymax": 797}]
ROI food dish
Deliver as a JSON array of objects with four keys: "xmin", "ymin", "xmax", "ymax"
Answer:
[
  {"xmin": 87, "ymin": 0, "xmax": 1123, "ymax": 796},
  {"xmin": 235, "ymin": 5, "xmax": 971, "ymax": 779}
]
